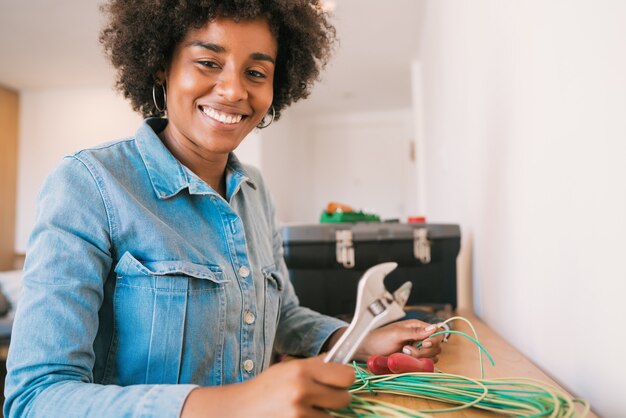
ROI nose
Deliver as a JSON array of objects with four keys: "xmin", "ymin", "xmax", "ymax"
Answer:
[{"xmin": 215, "ymin": 66, "xmax": 248, "ymax": 102}]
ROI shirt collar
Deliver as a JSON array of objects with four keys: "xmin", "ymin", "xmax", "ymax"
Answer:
[{"xmin": 136, "ymin": 118, "xmax": 257, "ymax": 200}]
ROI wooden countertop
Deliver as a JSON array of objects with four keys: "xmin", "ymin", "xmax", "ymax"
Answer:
[{"xmin": 356, "ymin": 310, "xmax": 595, "ymax": 417}]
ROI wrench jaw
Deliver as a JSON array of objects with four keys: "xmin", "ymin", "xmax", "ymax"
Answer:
[
  {"xmin": 372, "ymin": 292, "xmax": 407, "ymax": 326},
  {"xmin": 392, "ymin": 281, "xmax": 413, "ymax": 311},
  {"xmin": 324, "ymin": 262, "xmax": 411, "ymax": 364}
]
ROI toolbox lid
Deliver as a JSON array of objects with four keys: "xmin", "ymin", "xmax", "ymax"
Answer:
[{"xmin": 280, "ymin": 223, "xmax": 460, "ymax": 243}]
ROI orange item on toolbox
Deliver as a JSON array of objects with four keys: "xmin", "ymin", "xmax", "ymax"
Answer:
[{"xmin": 326, "ymin": 202, "xmax": 354, "ymax": 214}]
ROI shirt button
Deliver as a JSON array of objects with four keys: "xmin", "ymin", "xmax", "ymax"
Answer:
[
  {"xmin": 243, "ymin": 359, "xmax": 254, "ymax": 372},
  {"xmin": 244, "ymin": 311, "xmax": 255, "ymax": 325},
  {"xmin": 238, "ymin": 266, "xmax": 250, "ymax": 278}
]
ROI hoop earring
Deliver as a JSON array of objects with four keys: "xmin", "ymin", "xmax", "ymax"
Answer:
[
  {"xmin": 152, "ymin": 83, "xmax": 167, "ymax": 114},
  {"xmin": 257, "ymin": 106, "xmax": 275, "ymax": 129}
]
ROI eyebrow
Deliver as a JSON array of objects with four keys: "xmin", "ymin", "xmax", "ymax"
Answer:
[
  {"xmin": 188, "ymin": 41, "xmax": 275, "ymax": 64},
  {"xmin": 250, "ymin": 52, "xmax": 275, "ymax": 65},
  {"xmin": 189, "ymin": 41, "xmax": 225, "ymax": 53}
]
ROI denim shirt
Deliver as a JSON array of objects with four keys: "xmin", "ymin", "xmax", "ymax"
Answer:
[{"xmin": 4, "ymin": 118, "xmax": 346, "ymax": 418}]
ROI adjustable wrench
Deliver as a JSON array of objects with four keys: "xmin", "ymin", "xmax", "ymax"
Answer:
[{"xmin": 324, "ymin": 262, "xmax": 412, "ymax": 364}]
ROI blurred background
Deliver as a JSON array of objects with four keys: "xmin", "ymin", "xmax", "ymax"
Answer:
[{"xmin": 1, "ymin": 0, "xmax": 625, "ymax": 415}]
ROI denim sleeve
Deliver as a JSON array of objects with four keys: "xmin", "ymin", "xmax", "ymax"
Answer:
[
  {"xmin": 272, "ymin": 255, "xmax": 348, "ymax": 357},
  {"xmin": 265, "ymin": 191, "xmax": 347, "ymax": 357},
  {"xmin": 3, "ymin": 157, "xmax": 197, "ymax": 418}
]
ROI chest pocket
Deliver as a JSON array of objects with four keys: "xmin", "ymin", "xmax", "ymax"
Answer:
[{"xmin": 109, "ymin": 251, "xmax": 228, "ymax": 386}]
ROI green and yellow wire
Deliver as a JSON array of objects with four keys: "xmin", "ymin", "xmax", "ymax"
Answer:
[{"xmin": 330, "ymin": 316, "xmax": 590, "ymax": 417}]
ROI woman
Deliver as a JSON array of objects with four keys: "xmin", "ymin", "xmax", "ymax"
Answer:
[{"xmin": 4, "ymin": 1, "xmax": 443, "ymax": 417}]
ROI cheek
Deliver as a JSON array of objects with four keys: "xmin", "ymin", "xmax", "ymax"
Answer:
[
  {"xmin": 170, "ymin": 71, "xmax": 207, "ymax": 108},
  {"xmin": 254, "ymin": 85, "xmax": 274, "ymax": 114},
  {"xmin": 179, "ymin": 73, "xmax": 201, "ymax": 93}
]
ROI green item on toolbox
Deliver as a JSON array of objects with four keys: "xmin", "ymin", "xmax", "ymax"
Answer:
[{"xmin": 319, "ymin": 211, "xmax": 381, "ymax": 223}]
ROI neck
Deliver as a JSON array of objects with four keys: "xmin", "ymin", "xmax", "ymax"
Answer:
[{"xmin": 158, "ymin": 127, "xmax": 229, "ymax": 199}]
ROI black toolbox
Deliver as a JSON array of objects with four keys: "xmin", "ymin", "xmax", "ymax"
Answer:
[{"xmin": 281, "ymin": 223, "xmax": 461, "ymax": 318}]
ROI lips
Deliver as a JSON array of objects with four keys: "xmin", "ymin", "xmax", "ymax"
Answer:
[{"xmin": 199, "ymin": 105, "xmax": 247, "ymax": 125}]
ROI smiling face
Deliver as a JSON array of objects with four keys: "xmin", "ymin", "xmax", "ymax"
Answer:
[{"xmin": 159, "ymin": 17, "xmax": 276, "ymax": 163}]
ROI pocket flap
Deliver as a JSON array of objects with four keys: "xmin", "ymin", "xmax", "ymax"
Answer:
[
  {"xmin": 262, "ymin": 264, "xmax": 284, "ymax": 291},
  {"xmin": 114, "ymin": 251, "xmax": 228, "ymax": 283}
]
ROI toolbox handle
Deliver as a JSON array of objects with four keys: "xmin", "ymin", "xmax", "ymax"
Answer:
[
  {"xmin": 413, "ymin": 228, "xmax": 431, "ymax": 263},
  {"xmin": 335, "ymin": 230, "xmax": 355, "ymax": 268}
]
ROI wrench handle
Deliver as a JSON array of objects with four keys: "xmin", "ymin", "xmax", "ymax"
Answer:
[{"xmin": 324, "ymin": 314, "xmax": 375, "ymax": 364}]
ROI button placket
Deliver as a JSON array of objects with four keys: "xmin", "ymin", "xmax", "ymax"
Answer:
[
  {"xmin": 218, "ymin": 197, "xmax": 258, "ymax": 379},
  {"xmin": 236, "ymin": 262, "xmax": 255, "ymax": 377}
]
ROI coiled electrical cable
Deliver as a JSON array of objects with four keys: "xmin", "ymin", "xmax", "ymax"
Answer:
[{"xmin": 330, "ymin": 316, "xmax": 590, "ymax": 417}]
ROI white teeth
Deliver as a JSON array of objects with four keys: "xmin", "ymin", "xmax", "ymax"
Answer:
[{"xmin": 202, "ymin": 106, "xmax": 243, "ymax": 124}]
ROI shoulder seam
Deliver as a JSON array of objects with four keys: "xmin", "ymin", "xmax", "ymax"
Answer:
[{"xmin": 72, "ymin": 137, "xmax": 135, "ymax": 156}]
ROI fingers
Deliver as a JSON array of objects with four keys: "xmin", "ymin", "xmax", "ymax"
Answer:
[
  {"xmin": 305, "ymin": 384, "xmax": 352, "ymax": 410},
  {"xmin": 308, "ymin": 407, "xmax": 340, "ymax": 418},
  {"xmin": 237, "ymin": 358, "xmax": 353, "ymax": 418},
  {"xmin": 392, "ymin": 319, "xmax": 438, "ymax": 343},
  {"xmin": 398, "ymin": 320, "xmax": 448, "ymax": 347},
  {"xmin": 419, "ymin": 338, "xmax": 443, "ymax": 359},
  {"xmin": 284, "ymin": 357, "xmax": 354, "ymax": 411},
  {"xmin": 357, "ymin": 320, "xmax": 446, "ymax": 363},
  {"xmin": 429, "ymin": 332, "xmax": 446, "ymax": 344},
  {"xmin": 401, "ymin": 320, "xmax": 444, "ymax": 352},
  {"xmin": 308, "ymin": 355, "xmax": 355, "ymax": 389},
  {"xmin": 402, "ymin": 340, "xmax": 442, "ymax": 362}
]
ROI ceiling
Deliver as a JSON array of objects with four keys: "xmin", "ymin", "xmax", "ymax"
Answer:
[{"xmin": 0, "ymin": 0, "xmax": 424, "ymax": 112}]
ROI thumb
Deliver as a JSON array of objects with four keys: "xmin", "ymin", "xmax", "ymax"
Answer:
[{"xmin": 401, "ymin": 321, "xmax": 438, "ymax": 342}]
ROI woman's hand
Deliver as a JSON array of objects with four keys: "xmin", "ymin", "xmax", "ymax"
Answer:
[
  {"xmin": 181, "ymin": 355, "xmax": 354, "ymax": 418},
  {"xmin": 353, "ymin": 319, "xmax": 445, "ymax": 363}
]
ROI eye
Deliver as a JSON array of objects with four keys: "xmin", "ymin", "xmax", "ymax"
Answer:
[
  {"xmin": 198, "ymin": 60, "xmax": 220, "ymax": 69},
  {"xmin": 247, "ymin": 70, "xmax": 267, "ymax": 79}
]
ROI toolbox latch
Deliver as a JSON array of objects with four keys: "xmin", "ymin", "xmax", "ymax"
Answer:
[
  {"xmin": 413, "ymin": 228, "xmax": 431, "ymax": 264},
  {"xmin": 335, "ymin": 230, "xmax": 355, "ymax": 268}
]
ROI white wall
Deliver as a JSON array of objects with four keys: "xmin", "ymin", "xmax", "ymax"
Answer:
[
  {"xmin": 416, "ymin": 1, "xmax": 626, "ymax": 415},
  {"xmin": 308, "ymin": 109, "xmax": 416, "ymax": 222},
  {"xmin": 262, "ymin": 107, "xmax": 417, "ymax": 224},
  {"xmin": 260, "ymin": 108, "xmax": 316, "ymax": 222}
]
